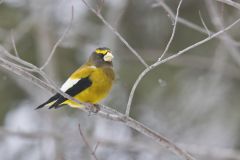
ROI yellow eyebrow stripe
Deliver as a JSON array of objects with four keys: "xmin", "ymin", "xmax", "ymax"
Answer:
[{"xmin": 95, "ymin": 49, "xmax": 108, "ymax": 54}]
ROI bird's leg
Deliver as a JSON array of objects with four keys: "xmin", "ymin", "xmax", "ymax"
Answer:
[{"xmin": 87, "ymin": 103, "xmax": 100, "ymax": 116}]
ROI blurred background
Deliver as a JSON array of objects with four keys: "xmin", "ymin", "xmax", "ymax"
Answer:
[{"xmin": 1, "ymin": 0, "xmax": 240, "ymax": 159}]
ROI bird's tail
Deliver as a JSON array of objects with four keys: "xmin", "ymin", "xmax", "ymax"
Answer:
[{"xmin": 35, "ymin": 93, "xmax": 60, "ymax": 110}]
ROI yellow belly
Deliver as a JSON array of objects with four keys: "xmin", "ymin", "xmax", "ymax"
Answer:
[{"xmin": 62, "ymin": 68, "xmax": 113, "ymax": 108}]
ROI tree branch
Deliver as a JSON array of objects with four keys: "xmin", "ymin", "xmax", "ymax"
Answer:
[
  {"xmin": 159, "ymin": 0, "xmax": 182, "ymax": 61},
  {"xmin": 0, "ymin": 45, "xmax": 195, "ymax": 160},
  {"xmin": 78, "ymin": 124, "xmax": 98, "ymax": 160},
  {"xmin": 198, "ymin": 11, "xmax": 211, "ymax": 36}
]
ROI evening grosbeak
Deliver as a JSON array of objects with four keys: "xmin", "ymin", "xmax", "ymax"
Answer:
[{"xmin": 36, "ymin": 47, "xmax": 115, "ymax": 110}]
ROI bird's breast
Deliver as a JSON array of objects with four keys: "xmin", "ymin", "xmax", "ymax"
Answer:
[{"xmin": 74, "ymin": 67, "xmax": 114, "ymax": 103}]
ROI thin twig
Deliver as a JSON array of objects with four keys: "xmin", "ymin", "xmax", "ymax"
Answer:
[
  {"xmin": 126, "ymin": 16, "xmax": 240, "ymax": 117},
  {"xmin": 93, "ymin": 142, "xmax": 100, "ymax": 153},
  {"xmin": 10, "ymin": 30, "xmax": 20, "ymax": 58},
  {"xmin": 0, "ymin": 45, "xmax": 53, "ymax": 84},
  {"xmin": 81, "ymin": 0, "xmax": 149, "ymax": 68},
  {"xmin": 96, "ymin": 0, "xmax": 105, "ymax": 13},
  {"xmin": 78, "ymin": 124, "xmax": 98, "ymax": 160},
  {"xmin": 198, "ymin": 11, "xmax": 211, "ymax": 36},
  {"xmin": 216, "ymin": 0, "xmax": 240, "ymax": 10},
  {"xmin": 40, "ymin": 6, "xmax": 74, "ymax": 70},
  {"xmin": 0, "ymin": 56, "xmax": 55, "ymax": 93},
  {"xmin": 159, "ymin": 0, "xmax": 182, "ymax": 61}
]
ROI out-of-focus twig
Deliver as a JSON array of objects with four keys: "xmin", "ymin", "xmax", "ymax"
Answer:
[
  {"xmin": 81, "ymin": 0, "xmax": 149, "ymax": 68},
  {"xmin": 198, "ymin": 11, "xmax": 211, "ymax": 36},
  {"xmin": 10, "ymin": 31, "xmax": 20, "ymax": 58},
  {"xmin": 216, "ymin": 0, "xmax": 240, "ymax": 10},
  {"xmin": 40, "ymin": 6, "xmax": 74, "ymax": 70},
  {"xmin": 96, "ymin": 0, "xmax": 105, "ymax": 13},
  {"xmin": 158, "ymin": 0, "xmax": 182, "ymax": 61},
  {"xmin": 93, "ymin": 142, "xmax": 100, "ymax": 154},
  {"xmin": 78, "ymin": 124, "xmax": 98, "ymax": 160}
]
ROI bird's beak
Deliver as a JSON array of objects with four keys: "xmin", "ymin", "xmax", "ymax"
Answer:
[{"xmin": 104, "ymin": 52, "xmax": 114, "ymax": 62}]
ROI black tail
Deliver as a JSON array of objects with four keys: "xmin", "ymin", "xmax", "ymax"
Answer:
[{"xmin": 35, "ymin": 93, "xmax": 60, "ymax": 110}]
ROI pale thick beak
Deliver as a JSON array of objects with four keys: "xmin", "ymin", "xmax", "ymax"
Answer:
[{"xmin": 104, "ymin": 52, "xmax": 114, "ymax": 62}]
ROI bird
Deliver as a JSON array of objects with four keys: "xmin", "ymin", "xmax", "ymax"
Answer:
[{"xmin": 36, "ymin": 47, "xmax": 115, "ymax": 111}]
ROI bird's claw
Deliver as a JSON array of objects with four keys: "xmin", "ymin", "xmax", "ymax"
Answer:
[{"xmin": 87, "ymin": 104, "xmax": 100, "ymax": 116}]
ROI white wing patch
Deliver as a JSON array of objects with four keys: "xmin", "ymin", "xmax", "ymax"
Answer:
[
  {"xmin": 60, "ymin": 78, "xmax": 80, "ymax": 92},
  {"xmin": 89, "ymin": 65, "xmax": 96, "ymax": 69},
  {"xmin": 60, "ymin": 65, "xmax": 96, "ymax": 92}
]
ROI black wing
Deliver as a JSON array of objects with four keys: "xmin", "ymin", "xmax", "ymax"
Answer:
[
  {"xmin": 48, "ymin": 77, "xmax": 92, "ymax": 109},
  {"xmin": 35, "ymin": 77, "xmax": 92, "ymax": 110},
  {"xmin": 35, "ymin": 93, "xmax": 61, "ymax": 110}
]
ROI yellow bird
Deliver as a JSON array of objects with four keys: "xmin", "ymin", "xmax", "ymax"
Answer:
[{"xmin": 36, "ymin": 47, "xmax": 115, "ymax": 110}]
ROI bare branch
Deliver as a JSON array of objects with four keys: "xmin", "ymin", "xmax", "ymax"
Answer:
[
  {"xmin": 0, "ymin": 56, "xmax": 55, "ymax": 93},
  {"xmin": 159, "ymin": 0, "xmax": 183, "ymax": 61},
  {"xmin": 40, "ymin": 6, "xmax": 74, "ymax": 70},
  {"xmin": 81, "ymin": 0, "xmax": 149, "ymax": 68},
  {"xmin": 78, "ymin": 124, "xmax": 98, "ymax": 160},
  {"xmin": 0, "ymin": 45, "xmax": 195, "ymax": 160},
  {"xmin": 0, "ymin": 45, "xmax": 54, "ymax": 84},
  {"xmin": 198, "ymin": 11, "xmax": 211, "ymax": 36},
  {"xmin": 126, "ymin": 16, "xmax": 240, "ymax": 118},
  {"xmin": 216, "ymin": 0, "xmax": 240, "ymax": 10}
]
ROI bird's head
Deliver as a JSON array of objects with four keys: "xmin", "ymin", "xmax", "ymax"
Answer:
[{"xmin": 88, "ymin": 47, "xmax": 114, "ymax": 67}]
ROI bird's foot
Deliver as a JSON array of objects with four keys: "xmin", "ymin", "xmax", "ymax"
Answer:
[{"xmin": 87, "ymin": 104, "xmax": 100, "ymax": 116}]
